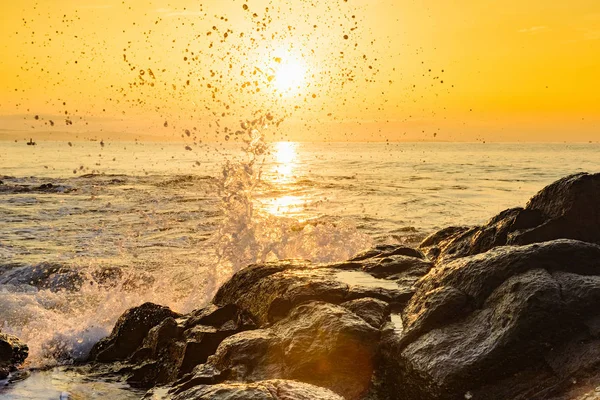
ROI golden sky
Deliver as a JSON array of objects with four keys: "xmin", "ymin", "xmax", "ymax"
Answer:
[{"xmin": 0, "ymin": 0, "xmax": 599, "ymax": 142}]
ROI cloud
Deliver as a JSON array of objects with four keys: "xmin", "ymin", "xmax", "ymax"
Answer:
[{"xmin": 518, "ymin": 26, "xmax": 549, "ymax": 34}]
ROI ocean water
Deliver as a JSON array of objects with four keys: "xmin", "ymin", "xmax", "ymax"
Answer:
[{"xmin": 0, "ymin": 139, "xmax": 599, "ymax": 377}]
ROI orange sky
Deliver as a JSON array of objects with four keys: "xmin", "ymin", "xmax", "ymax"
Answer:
[{"xmin": 0, "ymin": 0, "xmax": 599, "ymax": 142}]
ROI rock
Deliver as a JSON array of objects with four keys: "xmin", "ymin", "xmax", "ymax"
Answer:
[
  {"xmin": 420, "ymin": 173, "xmax": 600, "ymax": 262},
  {"xmin": 147, "ymin": 379, "xmax": 344, "ymax": 400},
  {"xmin": 0, "ymin": 333, "xmax": 29, "ymax": 379},
  {"xmin": 89, "ymin": 302, "xmax": 181, "ymax": 362},
  {"xmin": 183, "ymin": 301, "xmax": 381, "ymax": 400},
  {"xmin": 0, "ymin": 262, "xmax": 83, "ymax": 291},
  {"xmin": 123, "ymin": 303, "xmax": 256, "ymax": 388},
  {"xmin": 214, "ymin": 258, "xmax": 424, "ymax": 326},
  {"xmin": 350, "ymin": 245, "xmax": 426, "ymax": 261},
  {"xmin": 510, "ymin": 172, "xmax": 600, "ymax": 246},
  {"xmin": 361, "ymin": 255, "xmax": 433, "ymax": 280},
  {"xmin": 0, "ymin": 263, "xmax": 151, "ymax": 292},
  {"xmin": 341, "ymin": 297, "xmax": 390, "ymax": 329},
  {"xmin": 379, "ymin": 239, "xmax": 600, "ymax": 399},
  {"xmin": 182, "ymin": 303, "xmax": 256, "ymax": 331}
]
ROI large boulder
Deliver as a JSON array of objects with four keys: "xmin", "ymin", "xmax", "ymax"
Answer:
[
  {"xmin": 420, "ymin": 172, "xmax": 600, "ymax": 262},
  {"xmin": 213, "ymin": 258, "xmax": 426, "ymax": 326},
  {"xmin": 0, "ymin": 332, "xmax": 28, "ymax": 379},
  {"xmin": 179, "ymin": 301, "xmax": 381, "ymax": 400},
  {"xmin": 379, "ymin": 239, "xmax": 600, "ymax": 400}
]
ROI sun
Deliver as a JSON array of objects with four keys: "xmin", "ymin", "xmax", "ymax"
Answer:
[{"xmin": 272, "ymin": 59, "xmax": 307, "ymax": 95}]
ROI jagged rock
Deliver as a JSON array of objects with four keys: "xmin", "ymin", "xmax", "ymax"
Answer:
[
  {"xmin": 181, "ymin": 301, "xmax": 380, "ymax": 400},
  {"xmin": 89, "ymin": 302, "xmax": 181, "ymax": 362},
  {"xmin": 117, "ymin": 304, "xmax": 256, "ymax": 388},
  {"xmin": 420, "ymin": 172, "xmax": 600, "ymax": 262},
  {"xmin": 145, "ymin": 379, "xmax": 344, "ymax": 400},
  {"xmin": 379, "ymin": 239, "xmax": 600, "ymax": 400},
  {"xmin": 0, "ymin": 333, "xmax": 28, "ymax": 379}
]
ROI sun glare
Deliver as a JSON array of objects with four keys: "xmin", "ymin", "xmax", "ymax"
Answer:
[{"xmin": 272, "ymin": 60, "xmax": 307, "ymax": 95}]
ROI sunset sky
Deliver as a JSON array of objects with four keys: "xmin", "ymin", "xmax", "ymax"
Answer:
[{"xmin": 0, "ymin": 0, "xmax": 599, "ymax": 142}]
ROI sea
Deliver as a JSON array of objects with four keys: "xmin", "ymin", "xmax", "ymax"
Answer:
[{"xmin": 0, "ymin": 139, "xmax": 599, "ymax": 398}]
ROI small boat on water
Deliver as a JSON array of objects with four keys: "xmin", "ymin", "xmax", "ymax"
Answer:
[{"xmin": 26, "ymin": 138, "xmax": 37, "ymax": 146}]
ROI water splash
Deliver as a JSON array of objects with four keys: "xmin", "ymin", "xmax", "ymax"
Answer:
[{"xmin": 213, "ymin": 115, "xmax": 372, "ymax": 284}]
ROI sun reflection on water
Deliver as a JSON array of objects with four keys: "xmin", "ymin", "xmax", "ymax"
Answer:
[
  {"xmin": 272, "ymin": 141, "xmax": 298, "ymax": 184},
  {"xmin": 264, "ymin": 194, "xmax": 306, "ymax": 217},
  {"xmin": 262, "ymin": 142, "xmax": 306, "ymax": 217}
]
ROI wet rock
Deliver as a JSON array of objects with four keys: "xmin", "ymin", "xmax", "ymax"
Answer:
[
  {"xmin": 122, "ymin": 304, "xmax": 256, "ymax": 388},
  {"xmin": 215, "ymin": 265, "xmax": 349, "ymax": 325},
  {"xmin": 361, "ymin": 254, "xmax": 433, "ymax": 279},
  {"xmin": 182, "ymin": 301, "xmax": 380, "ymax": 400},
  {"xmin": 214, "ymin": 257, "xmax": 425, "ymax": 326},
  {"xmin": 0, "ymin": 263, "xmax": 150, "ymax": 293},
  {"xmin": 379, "ymin": 239, "xmax": 600, "ymax": 399},
  {"xmin": 0, "ymin": 262, "xmax": 83, "ymax": 291},
  {"xmin": 341, "ymin": 297, "xmax": 390, "ymax": 329},
  {"xmin": 350, "ymin": 244, "xmax": 426, "ymax": 261},
  {"xmin": 0, "ymin": 333, "xmax": 28, "ymax": 379},
  {"xmin": 89, "ymin": 302, "xmax": 181, "ymax": 362},
  {"xmin": 148, "ymin": 379, "xmax": 344, "ymax": 400},
  {"xmin": 510, "ymin": 172, "xmax": 600, "ymax": 246},
  {"xmin": 420, "ymin": 173, "xmax": 600, "ymax": 262},
  {"xmin": 182, "ymin": 303, "xmax": 255, "ymax": 331}
]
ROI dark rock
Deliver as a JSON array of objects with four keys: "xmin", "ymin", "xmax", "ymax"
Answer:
[
  {"xmin": 159, "ymin": 379, "xmax": 344, "ymax": 400},
  {"xmin": 420, "ymin": 173, "xmax": 600, "ymax": 262},
  {"xmin": 183, "ymin": 303, "xmax": 256, "ymax": 331},
  {"xmin": 350, "ymin": 245, "xmax": 426, "ymax": 261},
  {"xmin": 124, "ymin": 303, "xmax": 257, "ymax": 388},
  {"xmin": 0, "ymin": 333, "xmax": 28, "ymax": 379},
  {"xmin": 379, "ymin": 239, "xmax": 600, "ymax": 399},
  {"xmin": 341, "ymin": 297, "xmax": 390, "ymax": 329},
  {"xmin": 0, "ymin": 262, "xmax": 83, "ymax": 291},
  {"xmin": 361, "ymin": 255, "xmax": 433, "ymax": 279},
  {"xmin": 510, "ymin": 172, "xmax": 600, "ymax": 246},
  {"xmin": 89, "ymin": 302, "xmax": 180, "ymax": 362}
]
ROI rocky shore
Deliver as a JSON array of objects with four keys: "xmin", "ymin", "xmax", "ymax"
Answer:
[{"xmin": 5, "ymin": 172, "xmax": 600, "ymax": 399}]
